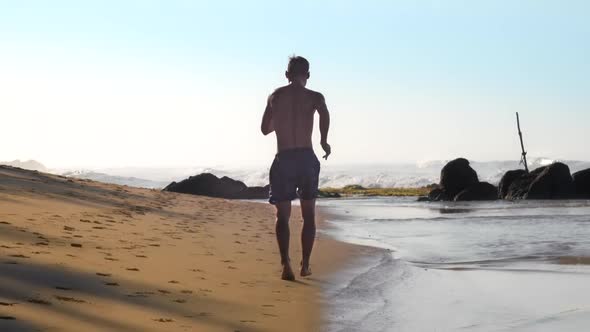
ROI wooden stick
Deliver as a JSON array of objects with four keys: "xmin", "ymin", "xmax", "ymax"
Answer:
[{"xmin": 516, "ymin": 112, "xmax": 529, "ymax": 173}]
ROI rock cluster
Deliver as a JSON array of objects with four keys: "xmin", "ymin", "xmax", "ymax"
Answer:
[
  {"xmin": 426, "ymin": 158, "xmax": 590, "ymax": 201},
  {"xmin": 163, "ymin": 173, "xmax": 270, "ymax": 199},
  {"xmin": 499, "ymin": 162, "xmax": 575, "ymax": 199}
]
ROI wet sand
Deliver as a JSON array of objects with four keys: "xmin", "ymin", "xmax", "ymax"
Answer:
[{"xmin": 0, "ymin": 165, "xmax": 361, "ymax": 332}]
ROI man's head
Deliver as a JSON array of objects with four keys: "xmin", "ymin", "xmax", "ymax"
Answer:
[{"xmin": 285, "ymin": 55, "xmax": 310, "ymax": 86}]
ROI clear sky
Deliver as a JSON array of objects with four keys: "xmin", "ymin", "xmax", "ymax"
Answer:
[{"xmin": 1, "ymin": 0, "xmax": 588, "ymax": 168}]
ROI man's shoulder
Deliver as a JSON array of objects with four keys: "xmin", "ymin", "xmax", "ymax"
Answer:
[
  {"xmin": 270, "ymin": 85, "xmax": 290, "ymax": 97},
  {"xmin": 304, "ymin": 89, "xmax": 325, "ymax": 105}
]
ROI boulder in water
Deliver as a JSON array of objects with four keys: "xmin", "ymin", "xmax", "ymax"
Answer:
[
  {"xmin": 428, "ymin": 188, "xmax": 449, "ymax": 201},
  {"xmin": 440, "ymin": 158, "xmax": 479, "ymax": 199},
  {"xmin": 498, "ymin": 169, "xmax": 527, "ymax": 199},
  {"xmin": 527, "ymin": 163, "xmax": 575, "ymax": 199},
  {"xmin": 454, "ymin": 182, "xmax": 498, "ymax": 201},
  {"xmin": 572, "ymin": 168, "xmax": 590, "ymax": 198},
  {"xmin": 505, "ymin": 162, "xmax": 575, "ymax": 200},
  {"xmin": 428, "ymin": 158, "xmax": 488, "ymax": 201}
]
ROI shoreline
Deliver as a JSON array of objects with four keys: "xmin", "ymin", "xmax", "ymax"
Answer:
[
  {"xmin": 0, "ymin": 165, "xmax": 369, "ymax": 332},
  {"xmin": 315, "ymin": 205, "xmax": 393, "ymax": 331}
]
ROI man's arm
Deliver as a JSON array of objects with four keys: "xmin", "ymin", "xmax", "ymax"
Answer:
[
  {"xmin": 260, "ymin": 94, "xmax": 275, "ymax": 135},
  {"xmin": 316, "ymin": 93, "xmax": 331, "ymax": 160}
]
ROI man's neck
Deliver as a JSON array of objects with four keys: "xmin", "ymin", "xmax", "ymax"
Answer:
[{"xmin": 290, "ymin": 79, "xmax": 306, "ymax": 87}]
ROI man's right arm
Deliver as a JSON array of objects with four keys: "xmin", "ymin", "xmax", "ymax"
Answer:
[
  {"xmin": 261, "ymin": 94, "xmax": 275, "ymax": 135},
  {"xmin": 316, "ymin": 93, "xmax": 331, "ymax": 160}
]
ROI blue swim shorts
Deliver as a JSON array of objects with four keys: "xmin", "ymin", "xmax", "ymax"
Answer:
[{"xmin": 268, "ymin": 148, "xmax": 321, "ymax": 204}]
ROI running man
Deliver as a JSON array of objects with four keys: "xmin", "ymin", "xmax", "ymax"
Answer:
[{"xmin": 260, "ymin": 56, "xmax": 331, "ymax": 280}]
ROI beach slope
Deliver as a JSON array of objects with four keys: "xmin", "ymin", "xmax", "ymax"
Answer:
[{"xmin": 0, "ymin": 166, "xmax": 349, "ymax": 332}]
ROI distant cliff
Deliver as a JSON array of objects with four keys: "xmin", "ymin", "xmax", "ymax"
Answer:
[{"xmin": 0, "ymin": 159, "xmax": 47, "ymax": 172}]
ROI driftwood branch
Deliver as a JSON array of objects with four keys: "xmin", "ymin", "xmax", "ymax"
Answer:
[{"xmin": 516, "ymin": 112, "xmax": 529, "ymax": 173}]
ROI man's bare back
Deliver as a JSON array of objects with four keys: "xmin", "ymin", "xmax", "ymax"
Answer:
[
  {"xmin": 264, "ymin": 84, "xmax": 326, "ymax": 152},
  {"xmin": 260, "ymin": 56, "xmax": 331, "ymax": 280}
]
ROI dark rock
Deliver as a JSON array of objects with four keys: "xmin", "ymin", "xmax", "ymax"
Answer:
[
  {"xmin": 163, "ymin": 173, "xmax": 268, "ymax": 199},
  {"xmin": 440, "ymin": 158, "xmax": 479, "ymax": 199},
  {"xmin": 498, "ymin": 169, "xmax": 527, "ymax": 199},
  {"xmin": 454, "ymin": 182, "xmax": 498, "ymax": 201},
  {"xmin": 527, "ymin": 163, "xmax": 574, "ymax": 199},
  {"xmin": 231, "ymin": 185, "xmax": 270, "ymax": 199},
  {"xmin": 428, "ymin": 188, "xmax": 448, "ymax": 201},
  {"xmin": 573, "ymin": 168, "xmax": 590, "ymax": 198},
  {"xmin": 505, "ymin": 163, "xmax": 575, "ymax": 200},
  {"xmin": 417, "ymin": 196, "xmax": 431, "ymax": 202}
]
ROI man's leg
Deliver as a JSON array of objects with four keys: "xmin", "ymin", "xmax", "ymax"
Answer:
[
  {"xmin": 275, "ymin": 201, "xmax": 295, "ymax": 280},
  {"xmin": 300, "ymin": 199, "xmax": 316, "ymax": 276}
]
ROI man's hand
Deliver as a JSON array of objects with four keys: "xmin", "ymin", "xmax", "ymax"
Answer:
[{"xmin": 321, "ymin": 141, "xmax": 331, "ymax": 160}]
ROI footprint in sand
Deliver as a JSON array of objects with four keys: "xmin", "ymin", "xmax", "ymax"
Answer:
[
  {"xmin": 55, "ymin": 286, "xmax": 72, "ymax": 291},
  {"xmin": 27, "ymin": 298, "xmax": 51, "ymax": 305},
  {"xmin": 126, "ymin": 268, "xmax": 140, "ymax": 271},
  {"xmin": 157, "ymin": 289, "xmax": 171, "ymax": 294},
  {"xmin": 104, "ymin": 282, "xmax": 119, "ymax": 287},
  {"xmin": 172, "ymin": 299, "xmax": 186, "ymax": 303},
  {"xmin": 54, "ymin": 295, "xmax": 86, "ymax": 303},
  {"xmin": 168, "ymin": 280, "xmax": 179, "ymax": 284},
  {"xmin": 8, "ymin": 254, "xmax": 29, "ymax": 259},
  {"xmin": 128, "ymin": 291, "xmax": 154, "ymax": 298},
  {"xmin": 0, "ymin": 302, "xmax": 16, "ymax": 306},
  {"xmin": 96, "ymin": 272, "xmax": 111, "ymax": 277},
  {"xmin": 154, "ymin": 318, "xmax": 174, "ymax": 323}
]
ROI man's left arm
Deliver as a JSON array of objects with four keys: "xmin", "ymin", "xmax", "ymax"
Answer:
[{"xmin": 316, "ymin": 93, "xmax": 331, "ymax": 160}]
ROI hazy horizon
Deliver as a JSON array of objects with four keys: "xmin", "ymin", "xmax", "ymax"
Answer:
[
  {"xmin": 2, "ymin": 156, "xmax": 587, "ymax": 171},
  {"xmin": 2, "ymin": 1, "xmax": 589, "ymax": 168}
]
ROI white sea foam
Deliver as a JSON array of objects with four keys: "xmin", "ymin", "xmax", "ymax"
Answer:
[{"xmin": 47, "ymin": 157, "xmax": 590, "ymax": 189}]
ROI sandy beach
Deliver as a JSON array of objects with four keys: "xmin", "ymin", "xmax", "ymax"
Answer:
[{"xmin": 0, "ymin": 165, "xmax": 363, "ymax": 332}]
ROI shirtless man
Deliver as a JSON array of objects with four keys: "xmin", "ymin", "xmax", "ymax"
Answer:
[{"xmin": 260, "ymin": 56, "xmax": 331, "ymax": 281}]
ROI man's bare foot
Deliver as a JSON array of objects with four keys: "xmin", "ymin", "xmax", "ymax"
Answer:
[
  {"xmin": 300, "ymin": 263, "xmax": 312, "ymax": 277},
  {"xmin": 281, "ymin": 263, "xmax": 295, "ymax": 281}
]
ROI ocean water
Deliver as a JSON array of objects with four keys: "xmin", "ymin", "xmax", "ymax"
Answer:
[
  {"xmin": 318, "ymin": 197, "xmax": 590, "ymax": 332},
  {"xmin": 50, "ymin": 158, "xmax": 590, "ymax": 189}
]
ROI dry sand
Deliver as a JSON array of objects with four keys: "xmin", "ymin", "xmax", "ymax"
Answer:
[{"xmin": 0, "ymin": 165, "xmax": 364, "ymax": 332}]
